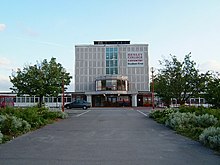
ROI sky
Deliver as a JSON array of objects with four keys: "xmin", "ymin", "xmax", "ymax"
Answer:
[{"xmin": 0, "ymin": 0, "xmax": 220, "ymax": 92}]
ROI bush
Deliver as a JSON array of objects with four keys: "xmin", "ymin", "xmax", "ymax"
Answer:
[
  {"xmin": 199, "ymin": 127, "xmax": 220, "ymax": 150},
  {"xmin": 0, "ymin": 107, "xmax": 68, "ymax": 144},
  {"xmin": 0, "ymin": 107, "xmax": 44, "ymax": 128},
  {"xmin": 164, "ymin": 111, "xmax": 218, "ymax": 140},
  {"xmin": 0, "ymin": 107, "xmax": 68, "ymax": 128},
  {"xmin": 149, "ymin": 108, "xmax": 177, "ymax": 124},
  {"xmin": 179, "ymin": 106, "xmax": 220, "ymax": 120},
  {"xmin": 0, "ymin": 114, "xmax": 31, "ymax": 136},
  {"xmin": 196, "ymin": 114, "xmax": 218, "ymax": 128},
  {"xmin": 165, "ymin": 112, "xmax": 218, "ymax": 130},
  {"xmin": 165, "ymin": 112, "xmax": 196, "ymax": 130},
  {"xmin": 56, "ymin": 111, "xmax": 68, "ymax": 119},
  {"xmin": 0, "ymin": 131, "xmax": 3, "ymax": 144}
]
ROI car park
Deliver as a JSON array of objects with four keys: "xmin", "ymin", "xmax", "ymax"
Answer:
[{"xmin": 64, "ymin": 100, "xmax": 91, "ymax": 110}]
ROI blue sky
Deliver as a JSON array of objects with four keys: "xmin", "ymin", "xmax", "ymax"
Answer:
[{"xmin": 1, "ymin": 0, "xmax": 220, "ymax": 91}]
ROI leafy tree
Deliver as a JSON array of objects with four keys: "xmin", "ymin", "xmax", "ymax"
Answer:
[
  {"xmin": 154, "ymin": 73, "xmax": 173, "ymax": 106},
  {"xmin": 205, "ymin": 72, "xmax": 220, "ymax": 108},
  {"xmin": 9, "ymin": 57, "xmax": 72, "ymax": 107},
  {"xmin": 154, "ymin": 53, "xmax": 206, "ymax": 106}
]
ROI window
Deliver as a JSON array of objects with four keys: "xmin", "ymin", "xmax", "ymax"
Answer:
[
  {"xmin": 95, "ymin": 79, "xmax": 128, "ymax": 91},
  {"xmin": 44, "ymin": 97, "xmax": 48, "ymax": 103},
  {"xmin": 106, "ymin": 47, "xmax": 118, "ymax": 75},
  {"xmin": 106, "ymin": 68, "xmax": 109, "ymax": 74},
  {"xmin": 96, "ymin": 81, "xmax": 102, "ymax": 91},
  {"xmin": 35, "ymin": 97, "xmax": 39, "ymax": 103},
  {"xmin": 53, "ymin": 97, "xmax": 57, "ymax": 102},
  {"xmin": 67, "ymin": 97, "xmax": 72, "ymax": 102},
  {"xmin": 26, "ymin": 97, "xmax": 30, "ymax": 103},
  {"xmin": 49, "ymin": 97, "xmax": 53, "ymax": 103}
]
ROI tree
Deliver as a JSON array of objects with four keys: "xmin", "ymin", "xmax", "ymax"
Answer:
[
  {"xmin": 154, "ymin": 73, "xmax": 173, "ymax": 107},
  {"xmin": 154, "ymin": 53, "xmax": 206, "ymax": 106},
  {"xmin": 205, "ymin": 72, "xmax": 220, "ymax": 108},
  {"xmin": 10, "ymin": 57, "xmax": 72, "ymax": 107}
]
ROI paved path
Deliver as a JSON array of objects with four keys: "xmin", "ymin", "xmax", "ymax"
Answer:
[{"xmin": 0, "ymin": 108, "xmax": 219, "ymax": 165}]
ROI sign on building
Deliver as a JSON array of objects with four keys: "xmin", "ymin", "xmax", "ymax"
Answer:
[{"xmin": 127, "ymin": 52, "xmax": 144, "ymax": 67}]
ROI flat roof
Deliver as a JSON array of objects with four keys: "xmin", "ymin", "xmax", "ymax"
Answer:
[{"xmin": 94, "ymin": 41, "xmax": 130, "ymax": 45}]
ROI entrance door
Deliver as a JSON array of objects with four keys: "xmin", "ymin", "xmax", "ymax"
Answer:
[
  {"xmin": 106, "ymin": 96, "xmax": 118, "ymax": 107},
  {"xmin": 137, "ymin": 95, "xmax": 143, "ymax": 106}
]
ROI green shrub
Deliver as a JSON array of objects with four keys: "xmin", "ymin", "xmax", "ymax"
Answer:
[
  {"xmin": 196, "ymin": 114, "xmax": 218, "ymax": 128},
  {"xmin": 0, "ymin": 131, "xmax": 3, "ymax": 144},
  {"xmin": 177, "ymin": 127, "xmax": 204, "ymax": 140},
  {"xmin": 149, "ymin": 108, "xmax": 177, "ymax": 124},
  {"xmin": 56, "ymin": 111, "xmax": 68, "ymax": 119},
  {"xmin": 1, "ymin": 107, "xmax": 69, "ymax": 129},
  {"xmin": 40, "ymin": 109, "xmax": 68, "ymax": 120},
  {"xmin": 165, "ymin": 112, "xmax": 196, "ymax": 130},
  {"xmin": 16, "ymin": 107, "xmax": 46, "ymax": 128},
  {"xmin": 0, "ymin": 107, "xmax": 68, "ymax": 144},
  {"xmin": 0, "ymin": 114, "xmax": 31, "ymax": 136},
  {"xmin": 179, "ymin": 106, "xmax": 206, "ymax": 114},
  {"xmin": 179, "ymin": 106, "xmax": 220, "ymax": 121},
  {"xmin": 165, "ymin": 112, "xmax": 218, "ymax": 130},
  {"xmin": 199, "ymin": 127, "xmax": 220, "ymax": 150},
  {"xmin": 0, "ymin": 115, "xmax": 7, "ymax": 127},
  {"xmin": 164, "ymin": 112, "xmax": 218, "ymax": 140}
]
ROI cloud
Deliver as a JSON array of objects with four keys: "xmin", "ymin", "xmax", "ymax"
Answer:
[
  {"xmin": 0, "ymin": 57, "xmax": 15, "ymax": 91},
  {"xmin": 0, "ymin": 24, "xmax": 6, "ymax": 31},
  {"xmin": 0, "ymin": 57, "xmax": 18, "ymax": 74},
  {"xmin": 15, "ymin": 37, "xmax": 69, "ymax": 48},
  {"xmin": 0, "ymin": 57, "xmax": 11, "ymax": 66},
  {"xmin": 0, "ymin": 57, "xmax": 12, "ymax": 70},
  {"xmin": 16, "ymin": 22, "xmax": 39, "ymax": 37},
  {"xmin": 24, "ymin": 27, "xmax": 39, "ymax": 37},
  {"xmin": 199, "ymin": 60, "xmax": 220, "ymax": 73},
  {"xmin": 0, "ymin": 74, "xmax": 9, "ymax": 82},
  {"xmin": 0, "ymin": 74, "xmax": 11, "ymax": 91},
  {"xmin": 39, "ymin": 41, "xmax": 68, "ymax": 48}
]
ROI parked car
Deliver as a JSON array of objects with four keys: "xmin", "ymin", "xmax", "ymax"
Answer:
[{"xmin": 64, "ymin": 100, "xmax": 91, "ymax": 110}]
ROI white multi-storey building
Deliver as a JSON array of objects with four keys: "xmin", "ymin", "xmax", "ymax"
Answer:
[{"xmin": 74, "ymin": 41, "xmax": 151, "ymax": 107}]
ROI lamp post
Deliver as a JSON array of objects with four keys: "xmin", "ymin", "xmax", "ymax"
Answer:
[
  {"xmin": 62, "ymin": 78, "xmax": 64, "ymax": 112},
  {"xmin": 61, "ymin": 68, "xmax": 66, "ymax": 112},
  {"xmin": 151, "ymin": 67, "xmax": 155, "ymax": 109}
]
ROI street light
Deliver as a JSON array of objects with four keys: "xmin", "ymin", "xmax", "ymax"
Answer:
[
  {"xmin": 151, "ymin": 67, "xmax": 155, "ymax": 109},
  {"xmin": 62, "ymin": 78, "xmax": 64, "ymax": 112},
  {"xmin": 61, "ymin": 68, "xmax": 66, "ymax": 112}
]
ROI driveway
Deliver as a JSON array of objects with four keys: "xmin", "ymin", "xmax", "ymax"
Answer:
[{"xmin": 0, "ymin": 108, "xmax": 219, "ymax": 165}]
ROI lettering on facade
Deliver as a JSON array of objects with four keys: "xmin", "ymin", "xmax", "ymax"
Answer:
[{"xmin": 127, "ymin": 52, "xmax": 144, "ymax": 67}]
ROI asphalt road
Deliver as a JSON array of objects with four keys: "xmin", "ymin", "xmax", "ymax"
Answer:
[{"xmin": 0, "ymin": 108, "xmax": 219, "ymax": 165}]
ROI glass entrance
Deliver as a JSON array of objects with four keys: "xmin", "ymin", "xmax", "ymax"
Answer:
[
  {"xmin": 92, "ymin": 95, "xmax": 131, "ymax": 107},
  {"xmin": 105, "ymin": 96, "xmax": 118, "ymax": 107}
]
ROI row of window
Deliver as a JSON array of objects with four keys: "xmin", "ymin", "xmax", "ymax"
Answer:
[
  {"xmin": 75, "ymin": 68, "xmax": 148, "ymax": 77},
  {"xmin": 96, "ymin": 79, "xmax": 128, "ymax": 91},
  {"xmin": 106, "ymin": 47, "xmax": 118, "ymax": 75},
  {"xmin": 106, "ymin": 68, "xmax": 118, "ymax": 75},
  {"xmin": 14, "ymin": 96, "xmax": 72, "ymax": 103},
  {"xmin": 76, "ymin": 46, "xmax": 147, "ymax": 53},
  {"xmin": 75, "ymin": 83, "xmax": 94, "ymax": 92}
]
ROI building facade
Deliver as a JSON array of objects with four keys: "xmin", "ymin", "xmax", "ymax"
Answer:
[{"xmin": 75, "ymin": 41, "xmax": 151, "ymax": 107}]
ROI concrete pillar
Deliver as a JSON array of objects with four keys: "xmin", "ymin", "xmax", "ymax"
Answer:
[
  {"xmin": 86, "ymin": 95, "xmax": 92, "ymax": 105},
  {"xmin": 132, "ymin": 94, "xmax": 137, "ymax": 107}
]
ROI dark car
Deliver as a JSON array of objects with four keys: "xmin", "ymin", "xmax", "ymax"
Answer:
[{"xmin": 64, "ymin": 100, "xmax": 91, "ymax": 110}]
